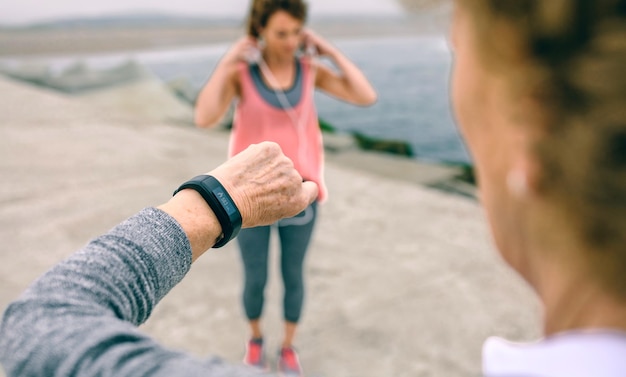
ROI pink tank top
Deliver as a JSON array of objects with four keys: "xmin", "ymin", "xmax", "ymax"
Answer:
[{"xmin": 229, "ymin": 58, "xmax": 327, "ymax": 202}]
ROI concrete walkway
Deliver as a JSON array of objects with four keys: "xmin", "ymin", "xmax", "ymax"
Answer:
[{"xmin": 0, "ymin": 76, "xmax": 541, "ymax": 377}]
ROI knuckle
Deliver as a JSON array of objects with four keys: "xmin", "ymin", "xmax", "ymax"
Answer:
[{"xmin": 267, "ymin": 141, "xmax": 280, "ymax": 152}]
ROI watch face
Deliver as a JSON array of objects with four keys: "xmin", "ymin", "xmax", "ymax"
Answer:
[{"xmin": 212, "ymin": 187, "xmax": 238, "ymax": 216}]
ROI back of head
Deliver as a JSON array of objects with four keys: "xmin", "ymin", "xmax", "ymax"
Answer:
[
  {"xmin": 246, "ymin": 0, "xmax": 308, "ymax": 38},
  {"xmin": 457, "ymin": 0, "xmax": 626, "ymax": 295}
]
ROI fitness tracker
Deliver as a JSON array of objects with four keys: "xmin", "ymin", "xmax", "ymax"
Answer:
[{"xmin": 173, "ymin": 175, "xmax": 242, "ymax": 248}]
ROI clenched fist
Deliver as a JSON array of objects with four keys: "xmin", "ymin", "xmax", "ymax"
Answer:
[
  {"xmin": 209, "ymin": 141, "xmax": 319, "ymax": 228},
  {"xmin": 160, "ymin": 141, "xmax": 318, "ymax": 259}
]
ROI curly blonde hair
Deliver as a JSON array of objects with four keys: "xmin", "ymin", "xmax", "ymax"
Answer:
[{"xmin": 461, "ymin": 0, "xmax": 626, "ymax": 295}]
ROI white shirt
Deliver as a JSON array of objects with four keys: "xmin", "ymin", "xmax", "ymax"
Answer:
[{"xmin": 483, "ymin": 331, "xmax": 626, "ymax": 376}]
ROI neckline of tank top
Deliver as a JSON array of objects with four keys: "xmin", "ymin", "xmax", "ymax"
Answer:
[
  {"xmin": 250, "ymin": 58, "xmax": 303, "ymax": 94},
  {"xmin": 250, "ymin": 59, "xmax": 305, "ymax": 110}
]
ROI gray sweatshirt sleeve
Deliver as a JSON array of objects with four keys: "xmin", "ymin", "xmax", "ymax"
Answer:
[{"xmin": 0, "ymin": 207, "xmax": 268, "ymax": 377}]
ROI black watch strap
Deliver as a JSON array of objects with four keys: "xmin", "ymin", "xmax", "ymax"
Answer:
[{"xmin": 173, "ymin": 175, "xmax": 242, "ymax": 248}]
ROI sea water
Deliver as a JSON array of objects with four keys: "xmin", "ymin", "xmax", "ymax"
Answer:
[
  {"xmin": 145, "ymin": 35, "xmax": 470, "ymax": 164},
  {"xmin": 0, "ymin": 35, "xmax": 470, "ymax": 164}
]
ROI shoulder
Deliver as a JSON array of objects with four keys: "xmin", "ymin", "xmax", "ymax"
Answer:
[
  {"xmin": 299, "ymin": 57, "xmax": 326, "ymax": 86},
  {"xmin": 232, "ymin": 61, "xmax": 250, "ymax": 80},
  {"xmin": 297, "ymin": 56, "xmax": 317, "ymax": 73},
  {"xmin": 304, "ymin": 58, "xmax": 334, "ymax": 88}
]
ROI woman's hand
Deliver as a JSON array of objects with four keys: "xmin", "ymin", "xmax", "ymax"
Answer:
[
  {"xmin": 209, "ymin": 142, "xmax": 319, "ymax": 228},
  {"xmin": 302, "ymin": 29, "xmax": 337, "ymax": 58},
  {"xmin": 223, "ymin": 36, "xmax": 261, "ymax": 65}
]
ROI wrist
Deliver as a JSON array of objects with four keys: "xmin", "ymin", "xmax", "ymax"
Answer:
[
  {"xmin": 173, "ymin": 175, "xmax": 242, "ymax": 248},
  {"xmin": 322, "ymin": 43, "xmax": 339, "ymax": 59},
  {"xmin": 158, "ymin": 189, "xmax": 223, "ymax": 261}
]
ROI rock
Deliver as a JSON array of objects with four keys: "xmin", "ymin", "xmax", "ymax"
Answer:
[
  {"xmin": 166, "ymin": 76, "xmax": 199, "ymax": 105},
  {"xmin": 0, "ymin": 62, "xmax": 51, "ymax": 84},
  {"xmin": 351, "ymin": 131, "xmax": 415, "ymax": 157},
  {"xmin": 0, "ymin": 59, "xmax": 151, "ymax": 93},
  {"xmin": 322, "ymin": 131, "xmax": 357, "ymax": 153},
  {"xmin": 78, "ymin": 77, "xmax": 194, "ymax": 124},
  {"xmin": 319, "ymin": 117, "xmax": 337, "ymax": 133},
  {"xmin": 50, "ymin": 60, "xmax": 152, "ymax": 93},
  {"xmin": 0, "ymin": 59, "xmax": 193, "ymax": 124}
]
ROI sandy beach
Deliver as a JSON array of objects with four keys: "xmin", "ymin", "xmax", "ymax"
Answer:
[
  {"xmin": 0, "ymin": 66, "xmax": 541, "ymax": 377},
  {"xmin": 0, "ymin": 8, "xmax": 541, "ymax": 375}
]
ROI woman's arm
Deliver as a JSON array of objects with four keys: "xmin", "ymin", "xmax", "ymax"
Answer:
[
  {"xmin": 194, "ymin": 37, "xmax": 257, "ymax": 128},
  {"xmin": 305, "ymin": 29, "xmax": 378, "ymax": 106},
  {"xmin": 0, "ymin": 142, "xmax": 317, "ymax": 377},
  {"xmin": 0, "ymin": 208, "xmax": 216, "ymax": 377}
]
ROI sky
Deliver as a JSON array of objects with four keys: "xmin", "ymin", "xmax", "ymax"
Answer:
[{"xmin": 0, "ymin": 0, "xmax": 405, "ymax": 26}]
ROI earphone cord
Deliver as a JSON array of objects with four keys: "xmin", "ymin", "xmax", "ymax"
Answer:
[
  {"xmin": 258, "ymin": 59, "xmax": 306, "ymax": 130},
  {"xmin": 258, "ymin": 57, "xmax": 312, "ymax": 165}
]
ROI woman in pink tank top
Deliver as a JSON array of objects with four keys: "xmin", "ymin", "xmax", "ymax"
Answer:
[{"xmin": 194, "ymin": 1, "xmax": 376, "ymax": 375}]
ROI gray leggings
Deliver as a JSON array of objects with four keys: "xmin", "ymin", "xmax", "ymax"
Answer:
[{"xmin": 237, "ymin": 201, "xmax": 317, "ymax": 323}]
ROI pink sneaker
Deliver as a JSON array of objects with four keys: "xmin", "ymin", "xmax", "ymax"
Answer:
[
  {"xmin": 243, "ymin": 338, "xmax": 268, "ymax": 371},
  {"xmin": 278, "ymin": 346, "xmax": 304, "ymax": 377}
]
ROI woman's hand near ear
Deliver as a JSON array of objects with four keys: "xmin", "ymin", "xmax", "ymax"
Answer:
[{"xmin": 194, "ymin": 36, "xmax": 258, "ymax": 128}]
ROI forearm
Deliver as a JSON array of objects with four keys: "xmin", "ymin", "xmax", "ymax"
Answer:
[
  {"xmin": 0, "ymin": 208, "xmax": 195, "ymax": 376},
  {"xmin": 326, "ymin": 48, "xmax": 378, "ymax": 105},
  {"xmin": 158, "ymin": 188, "xmax": 223, "ymax": 261}
]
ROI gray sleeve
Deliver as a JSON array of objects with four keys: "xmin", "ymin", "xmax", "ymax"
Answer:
[{"xmin": 0, "ymin": 207, "xmax": 268, "ymax": 377}]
